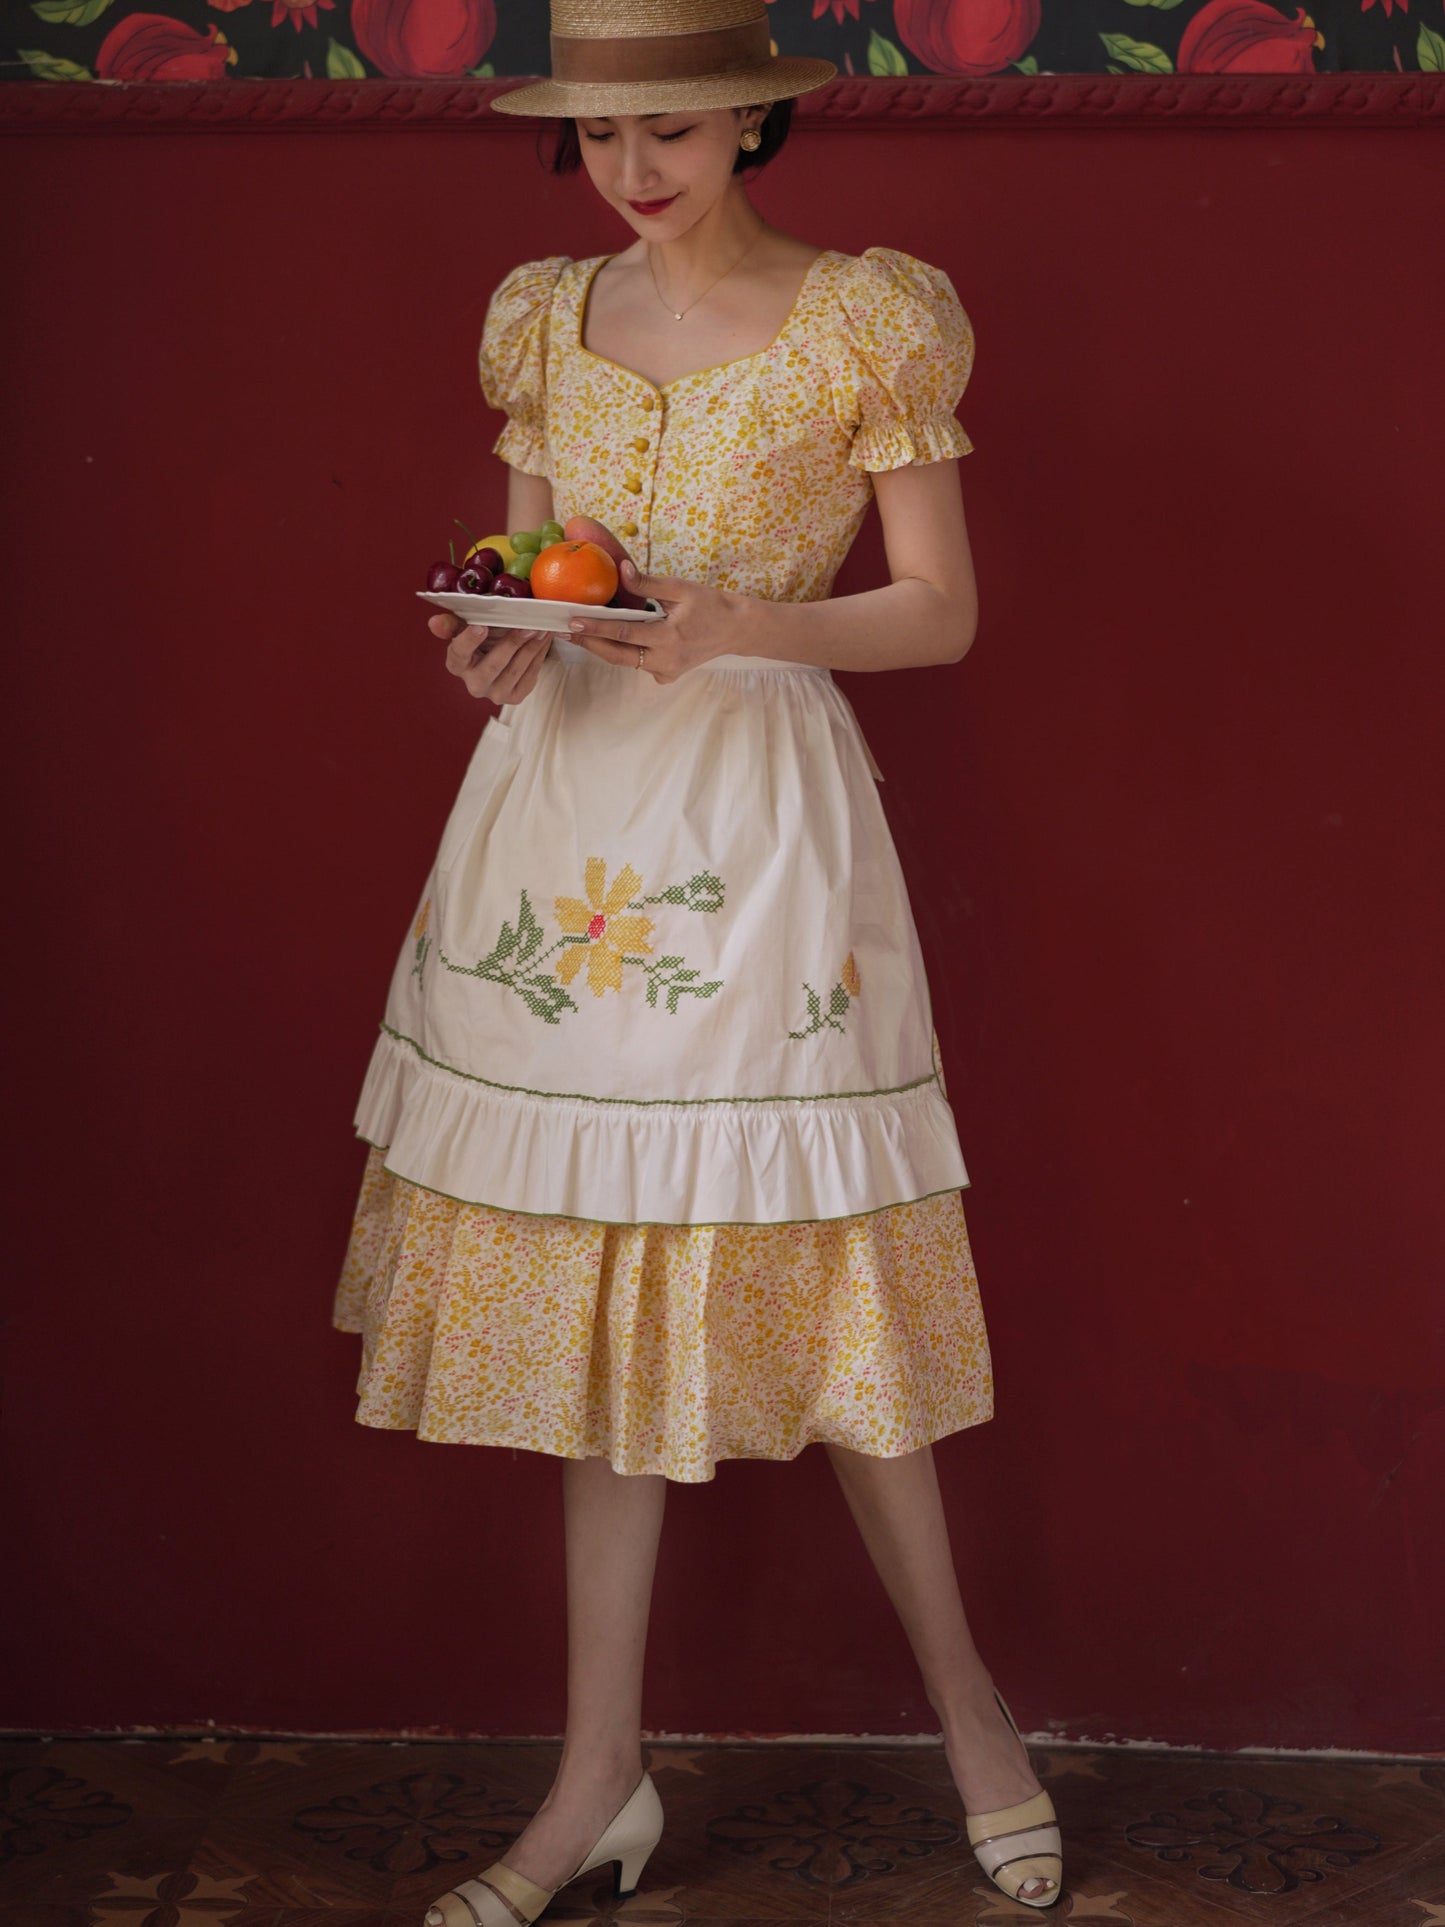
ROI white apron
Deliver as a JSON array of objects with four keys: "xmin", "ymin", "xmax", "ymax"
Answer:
[{"xmin": 354, "ymin": 637, "xmax": 970, "ymax": 1226}]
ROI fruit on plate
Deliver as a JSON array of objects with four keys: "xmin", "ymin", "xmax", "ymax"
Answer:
[
  {"xmin": 530, "ymin": 539, "xmax": 620, "ymax": 606},
  {"xmin": 432, "ymin": 515, "xmax": 652, "ymax": 612}
]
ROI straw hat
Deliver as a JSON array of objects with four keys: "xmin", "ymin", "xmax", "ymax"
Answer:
[{"xmin": 489, "ymin": 0, "xmax": 837, "ymax": 120}]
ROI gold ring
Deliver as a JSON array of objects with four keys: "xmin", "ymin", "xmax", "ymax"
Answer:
[{"xmin": 634, "ymin": 643, "xmax": 646, "ymax": 670}]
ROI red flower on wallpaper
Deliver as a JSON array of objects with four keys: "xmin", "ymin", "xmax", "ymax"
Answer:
[
  {"xmin": 96, "ymin": 14, "xmax": 237, "ymax": 79},
  {"xmin": 210, "ymin": 0, "xmax": 339, "ymax": 34},
  {"xmin": 893, "ymin": 0, "xmax": 1041, "ymax": 76},
  {"xmin": 1177, "ymin": 0, "xmax": 1323, "ymax": 72},
  {"xmin": 352, "ymin": 0, "xmax": 497, "ymax": 79},
  {"xmin": 809, "ymin": 0, "xmax": 881, "ymax": 23}
]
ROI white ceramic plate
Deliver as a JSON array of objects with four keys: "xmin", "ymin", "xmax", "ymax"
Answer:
[{"xmin": 418, "ymin": 590, "xmax": 667, "ymax": 633}]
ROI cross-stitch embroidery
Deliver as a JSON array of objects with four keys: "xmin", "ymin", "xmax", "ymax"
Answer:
[
  {"xmin": 410, "ymin": 898, "xmax": 432, "ymax": 988},
  {"xmin": 437, "ymin": 858, "xmax": 725, "ymax": 1025},
  {"xmin": 789, "ymin": 950, "xmax": 862, "ymax": 1039}
]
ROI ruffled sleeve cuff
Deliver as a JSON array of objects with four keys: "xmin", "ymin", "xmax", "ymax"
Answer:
[
  {"xmin": 850, "ymin": 411, "xmax": 975, "ymax": 472},
  {"xmin": 832, "ymin": 246, "xmax": 978, "ymax": 474},
  {"xmin": 477, "ymin": 254, "xmax": 571, "ymax": 478}
]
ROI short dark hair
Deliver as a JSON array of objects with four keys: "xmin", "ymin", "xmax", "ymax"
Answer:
[{"xmin": 542, "ymin": 99, "xmax": 794, "ymax": 176}]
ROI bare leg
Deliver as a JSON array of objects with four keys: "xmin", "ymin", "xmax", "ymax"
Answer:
[
  {"xmin": 429, "ymin": 1455, "xmax": 666, "ymax": 1917},
  {"xmin": 824, "ymin": 1440, "xmax": 1053, "ymax": 1903}
]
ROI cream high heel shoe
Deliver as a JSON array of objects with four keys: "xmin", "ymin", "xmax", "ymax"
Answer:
[
  {"xmin": 963, "ymin": 1689, "xmax": 1063, "ymax": 1909},
  {"xmin": 424, "ymin": 1769, "xmax": 664, "ymax": 1927}
]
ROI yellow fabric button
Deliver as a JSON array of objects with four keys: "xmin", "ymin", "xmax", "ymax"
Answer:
[
  {"xmin": 623, "ymin": 474, "xmax": 643, "ymax": 494},
  {"xmin": 619, "ymin": 521, "xmax": 639, "ymax": 538},
  {"xmin": 640, "ymin": 395, "xmax": 656, "ymax": 411}
]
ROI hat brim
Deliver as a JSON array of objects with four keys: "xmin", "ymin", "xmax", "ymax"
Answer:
[{"xmin": 488, "ymin": 56, "xmax": 837, "ymax": 119}]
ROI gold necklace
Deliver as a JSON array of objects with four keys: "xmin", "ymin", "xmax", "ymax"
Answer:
[{"xmin": 646, "ymin": 228, "xmax": 766, "ymax": 322}]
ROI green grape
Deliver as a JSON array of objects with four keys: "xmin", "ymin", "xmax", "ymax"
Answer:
[
  {"xmin": 506, "ymin": 550, "xmax": 537, "ymax": 580},
  {"xmin": 540, "ymin": 521, "xmax": 566, "ymax": 547},
  {"xmin": 510, "ymin": 529, "xmax": 543, "ymax": 553}
]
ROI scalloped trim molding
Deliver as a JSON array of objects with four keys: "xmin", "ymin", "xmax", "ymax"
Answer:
[{"xmin": 0, "ymin": 73, "xmax": 1440, "ymax": 134}]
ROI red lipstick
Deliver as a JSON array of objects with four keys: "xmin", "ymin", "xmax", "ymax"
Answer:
[{"xmin": 628, "ymin": 194, "xmax": 679, "ymax": 216}]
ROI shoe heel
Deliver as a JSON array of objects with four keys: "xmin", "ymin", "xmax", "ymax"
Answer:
[{"xmin": 613, "ymin": 1837, "xmax": 657, "ymax": 1899}]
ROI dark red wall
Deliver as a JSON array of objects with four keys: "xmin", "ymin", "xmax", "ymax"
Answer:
[{"xmin": 3, "ymin": 87, "xmax": 1442, "ymax": 1748}]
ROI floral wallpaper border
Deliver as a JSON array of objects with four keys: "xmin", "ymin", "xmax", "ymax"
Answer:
[
  {"xmin": 2, "ymin": 0, "xmax": 1443, "ymax": 88},
  {"xmin": 0, "ymin": 71, "xmax": 1441, "ymax": 131}
]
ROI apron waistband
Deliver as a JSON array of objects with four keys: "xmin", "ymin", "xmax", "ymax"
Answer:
[{"xmin": 549, "ymin": 636, "xmax": 830, "ymax": 678}]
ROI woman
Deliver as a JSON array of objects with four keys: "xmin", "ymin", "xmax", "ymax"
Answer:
[{"xmin": 332, "ymin": 2, "xmax": 1064, "ymax": 1919}]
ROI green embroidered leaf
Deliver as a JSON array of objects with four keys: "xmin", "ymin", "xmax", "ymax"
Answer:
[
  {"xmin": 642, "ymin": 956, "xmax": 722, "ymax": 1012},
  {"xmin": 788, "ymin": 984, "xmax": 824, "ymax": 1039},
  {"xmin": 1421, "ymin": 22, "xmax": 1445, "ymax": 70},
  {"xmin": 643, "ymin": 959, "xmax": 689, "ymax": 1009},
  {"xmin": 828, "ymin": 984, "xmax": 851, "ymax": 1020},
  {"xmin": 1012, "ymin": 55, "xmax": 1039, "ymax": 74},
  {"xmin": 514, "ymin": 888, "xmax": 546, "ymax": 965},
  {"xmin": 1098, "ymin": 32, "xmax": 1174, "ymax": 71},
  {"xmin": 867, "ymin": 30, "xmax": 908, "ymax": 76},
  {"xmin": 644, "ymin": 956, "xmax": 685, "ymax": 1009},
  {"xmin": 30, "ymin": 0, "xmax": 113, "ymax": 23},
  {"xmin": 18, "ymin": 46, "xmax": 92, "ymax": 77},
  {"xmin": 468, "ymin": 61, "xmax": 494, "ymax": 77},
  {"xmin": 680, "ymin": 870, "xmax": 724, "ymax": 914},
  {"xmin": 643, "ymin": 870, "xmax": 725, "ymax": 914},
  {"xmin": 515, "ymin": 974, "xmax": 576, "ymax": 1025},
  {"xmin": 668, "ymin": 974, "xmax": 722, "ymax": 1013},
  {"xmin": 325, "ymin": 37, "xmax": 366, "ymax": 78},
  {"xmin": 485, "ymin": 918, "xmax": 519, "ymax": 967}
]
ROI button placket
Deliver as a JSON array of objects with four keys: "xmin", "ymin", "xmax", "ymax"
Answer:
[{"xmin": 619, "ymin": 386, "xmax": 663, "ymax": 565}]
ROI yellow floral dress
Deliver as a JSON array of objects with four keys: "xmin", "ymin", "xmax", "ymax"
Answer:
[{"xmin": 332, "ymin": 245, "xmax": 994, "ymax": 1482}]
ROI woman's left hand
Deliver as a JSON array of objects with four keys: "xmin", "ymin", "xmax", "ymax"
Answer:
[{"xmin": 566, "ymin": 559, "xmax": 737, "ymax": 685}]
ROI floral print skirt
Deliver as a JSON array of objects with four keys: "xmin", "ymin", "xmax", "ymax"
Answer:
[{"xmin": 332, "ymin": 1145, "xmax": 994, "ymax": 1484}]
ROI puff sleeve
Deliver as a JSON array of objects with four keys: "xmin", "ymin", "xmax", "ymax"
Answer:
[
  {"xmin": 831, "ymin": 247, "xmax": 976, "ymax": 472},
  {"xmin": 476, "ymin": 255, "xmax": 572, "ymax": 477}
]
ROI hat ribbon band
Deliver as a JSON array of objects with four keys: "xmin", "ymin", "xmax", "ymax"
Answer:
[{"xmin": 550, "ymin": 18, "xmax": 773, "ymax": 85}]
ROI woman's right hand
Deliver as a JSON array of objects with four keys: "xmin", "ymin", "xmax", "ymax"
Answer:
[{"xmin": 431, "ymin": 610, "xmax": 552, "ymax": 705}]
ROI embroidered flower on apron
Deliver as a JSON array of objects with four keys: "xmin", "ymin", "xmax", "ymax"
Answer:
[{"xmin": 436, "ymin": 858, "xmax": 726, "ymax": 1023}]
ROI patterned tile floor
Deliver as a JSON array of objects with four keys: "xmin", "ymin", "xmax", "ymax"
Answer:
[{"xmin": 2, "ymin": 1735, "xmax": 1442, "ymax": 1926}]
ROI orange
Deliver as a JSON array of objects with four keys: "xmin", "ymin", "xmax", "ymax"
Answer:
[{"xmin": 530, "ymin": 539, "xmax": 619, "ymax": 607}]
